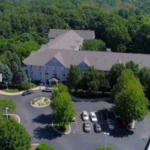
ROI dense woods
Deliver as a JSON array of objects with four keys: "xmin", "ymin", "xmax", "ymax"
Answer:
[
  {"xmin": 0, "ymin": 0, "xmax": 149, "ymax": 88},
  {"xmin": 0, "ymin": 0, "xmax": 150, "ymax": 59}
]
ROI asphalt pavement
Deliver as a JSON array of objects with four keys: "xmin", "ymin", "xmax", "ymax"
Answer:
[{"xmin": 0, "ymin": 91, "xmax": 149, "ymax": 150}]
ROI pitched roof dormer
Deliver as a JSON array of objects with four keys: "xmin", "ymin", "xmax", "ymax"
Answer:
[
  {"xmin": 78, "ymin": 57, "xmax": 90, "ymax": 69},
  {"xmin": 46, "ymin": 52, "xmax": 66, "ymax": 67}
]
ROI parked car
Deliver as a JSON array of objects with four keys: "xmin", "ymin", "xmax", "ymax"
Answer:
[
  {"xmin": 90, "ymin": 112, "xmax": 98, "ymax": 122},
  {"xmin": 94, "ymin": 123, "xmax": 101, "ymax": 133},
  {"xmin": 81, "ymin": 111, "xmax": 89, "ymax": 121},
  {"xmin": 101, "ymin": 109, "xmax": 108, "ymax": 120},
  {"xmin": 22, "ymin": 90, "xmax": 33, "ymax": 96},
  {"xmin": 42, "ymin": 87, "xmax": 53, "ymax": 92},
  {"xmin": 83, "ymin": 122, "xmax": 91, "ymax": 133},
  {"xmin": 107, "ymin": 119, "xmax": 115, "ymax": 130}
]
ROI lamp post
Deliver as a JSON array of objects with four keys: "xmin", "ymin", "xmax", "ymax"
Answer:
[
  {"xmin": 6, "ymin": 82, "xmax": 8, "ymax": 90},
  {"xmin": 103, "ymin": 132, "xmax": 110, "ymax": 149},
  {"xmin": 5, "ymin": 107, "xmax": 9, "ymax": 120}
]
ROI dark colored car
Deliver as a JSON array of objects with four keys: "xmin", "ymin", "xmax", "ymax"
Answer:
[
  {"xmin": 94, "ymin": 123, "xmax": 101, "ymax": 133},
  {"xmin": 22, "ymin": 90, "xmax": 33, "ymax": 96},
  {"xmin": 102, "ymin": 109, "xmax": 108, "ymax": 120},
  {"xmin": 83, "ymin": 122, "xmax": 91, "ymax": 133}
]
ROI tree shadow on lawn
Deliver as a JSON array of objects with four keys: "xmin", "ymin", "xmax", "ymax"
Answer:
[
  {"xmin": 33, "ymin": 125, "xmax": 62, "ymax": 140},
  {"xmin": 32, "ymin": 114, "xmax": 53, "ymax": 124}
]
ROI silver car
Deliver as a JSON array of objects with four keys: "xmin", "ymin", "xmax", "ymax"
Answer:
[
  {"xmin": 83, "ymin": 122, "xmax": 91, "ymax": 132},
  {"xmin": 81, "ymin": 111, "xmax": 89, "ymax": 121}
]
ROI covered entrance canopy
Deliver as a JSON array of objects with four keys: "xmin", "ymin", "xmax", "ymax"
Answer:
[{"xmin": 48, "ymin": 77, "xmax": 59, "ymax": 86}]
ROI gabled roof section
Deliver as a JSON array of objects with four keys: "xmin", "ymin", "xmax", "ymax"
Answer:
[
  {"xmin": 79, "ymin": 57, "xmax": 91, "ymax": 66},
  {"xmin": 47, "ymin": 30, "xmax": 84, "ymax": 51},
  {"xmin": 48, "ymin": 29, "xmax": 95, "ymax": 40},
  {"xmin": 53, "ymin": 52, "xmax": 66, "ymax": 67}
]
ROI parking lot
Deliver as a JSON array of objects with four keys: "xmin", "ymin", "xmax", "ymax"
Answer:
[
  {"xmin": 1, "ymin": 91, "xmax": 150, "ymax": 150},
  {"xmin": 72, "ymin": 109, "xmax": 119, "ymax": 135}
]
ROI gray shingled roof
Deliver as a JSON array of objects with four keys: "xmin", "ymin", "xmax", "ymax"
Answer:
[
  {"xmin": 47, "ymin": 30, "xmax": 84, "ymax": 50},
  {"xmin": 23, "ymin": 49, "xmax": 150, "ymax": 71},
  {"xmin": 48, "ymin": 29, "xmax": 95, "ymax": 40}
]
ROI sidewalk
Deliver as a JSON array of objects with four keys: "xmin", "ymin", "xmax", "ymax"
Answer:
[{"xmin": 0, "ymin": 86, "xmax": 44, "ymax": 96}]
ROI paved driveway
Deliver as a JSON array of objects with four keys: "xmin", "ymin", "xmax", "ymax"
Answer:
[{"xmin": 0, "ymin": 91, "xmax": 149, "ymax": 150}]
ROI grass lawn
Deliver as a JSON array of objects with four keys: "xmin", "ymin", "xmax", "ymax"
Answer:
[{"xmin": 3, "ymin": 89, "xmax": 20, "ymax": 93}]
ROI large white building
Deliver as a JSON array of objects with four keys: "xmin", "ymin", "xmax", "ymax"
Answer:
[{"xmin": 23, "ymin": 29, "xmax": 150, "ymax": 84}]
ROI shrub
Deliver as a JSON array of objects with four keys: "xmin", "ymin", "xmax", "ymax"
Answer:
[
  {"xmin": 96, "ymin": 146, "xmax": 112, "ymax": 150},
  {"xmin": 36, "ymin": 143, "xmax": 54, "ymax": 150},
  {"xmin": 20, "ymin": 81, "xmax": 36, "ymax": 90},
  {"xmin": 0, "ymin": 98, "xmax": 16, "ymax": 113}
]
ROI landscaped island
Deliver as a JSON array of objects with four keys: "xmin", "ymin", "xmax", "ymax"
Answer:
[{"xmin": 31, "ymin": 97, "xmax": 51, "ymax": 108}]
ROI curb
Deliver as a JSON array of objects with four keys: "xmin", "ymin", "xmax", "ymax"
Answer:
[
  {"xmin": 3, "ymin": 113, "xmax": 21, "ymax": 123},
  {"xmin": 0, "ymin": 86, "xmax": 42, "ymax": 96}
]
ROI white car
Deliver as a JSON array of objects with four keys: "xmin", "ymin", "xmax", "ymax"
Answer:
[
  {"xmin": 81, "ymin": 111, "xmax": 89, "ymax": 121},
  {"xmin": 90, "ymin": 112, "xmax": 98, "ymax": 122},
  {"xmin": 42, "ymin": 87, "xmax": 53, "ymax": 92}
]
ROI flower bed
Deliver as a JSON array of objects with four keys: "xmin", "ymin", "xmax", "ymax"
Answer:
[{"xmin": 31, "ymin": 97, "xmax": 51, "ymax": 108}]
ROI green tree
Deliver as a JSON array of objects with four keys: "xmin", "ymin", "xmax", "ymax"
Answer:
[
  {"xmin": 138, "ymin": 67, "xmax": 150, "ymax": 100},
  {"xmin": 109, "ymin": 63, "xmax": 125, "ymax": 88},
  {"xmin": 126, "ymin": 61, "xmax": 139, "ymax": 76},
  {"xmin": 0, "ymin": 62, "xmax": 12, "ymax": 85},
  {"xmin": 52, "ymin": 89, "xmax": 75, "ymax": 127},
  {"xmin": 114, "ymin": 69, "xmax": 148, "ymax": 124},
  {"xmin": 67, "ymin": 65, "xmax": 83, "ymax": 89},
  {"xmin": 82, "ymin": 39, "xmax": 106, "ymax": 51},
  {"xmin": 81, "ymin": 67, "xmax": 100, "ymax": 92},
  {"xmin": 99, "ymin": 71, "xmax": 110, "ymax": 93},
  {"xmin": 6, "ymin": 51, "xmax": 27, "ymax": 86},
  {"xmin": 0, "ymin": 116, "xmax": 31, "ymax": 150},
  {"xmin": 103, "ymin": 15, "xmax": 131, "ymax": 51},
  {"xmin": 134, "ymin": 23, "xmax": 150, "ymax": 53},
  {"xmin": 51, "ymin": 83, "xmax": 68, "ymax": 101},
  {"xmin": 36, "ymin": 143, "xmax": 54, "ymax": 150}
]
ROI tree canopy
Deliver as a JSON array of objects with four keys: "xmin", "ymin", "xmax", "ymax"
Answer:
[
  {"xmin": 0, "ymin": 0, "xmax": 150, "ymax": 62},
  {"xmin": 52, "ymin": 83, "xmax": 75, "ymax": 127},
  {"xmin": 114, "ymin": 69, "xmax": 148, "ymax": 123},
  {"xmin": 138, "ymin": 67, "xmax": 150, "ymax": 101},
  {"xmin": 0, "ymin": 116, "xmax": 31, "ymax": 150},
  {"xmin": 81, "ymin": 39, "xmax": 106, "ymax": 51},
  {"xmin": 67, "ymin": 65, "xmax": 83, "ymax": 89}
]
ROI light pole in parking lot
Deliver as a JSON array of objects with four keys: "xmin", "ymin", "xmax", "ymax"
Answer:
[{"xmin": 103, "ymin": 132, "xmax": 110, "ymax": 148}]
